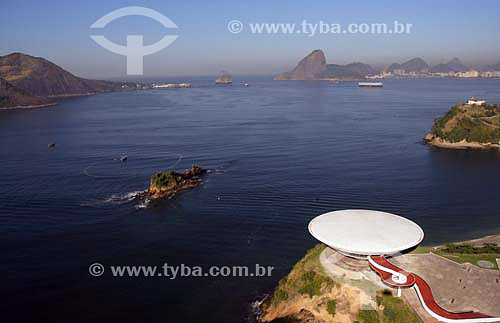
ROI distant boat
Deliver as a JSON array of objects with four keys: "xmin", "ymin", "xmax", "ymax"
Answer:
[
  {"xmin": 244, "ymin": 83, "xmax": 249, "ymax": 87},
  {"xmin": 152, "ymin": 83, "xmax": 192, "ymax": 88},
  {"xmin": 120, "ymin": 156, "xmax": 128, "ymax": 162},
  {"xmin": 215, "ymin": 71, "xmax": 232, "ymax": 85},
  {"xmin": 358, "ymin": 82, "xmax": 383, "ymax": 87}
]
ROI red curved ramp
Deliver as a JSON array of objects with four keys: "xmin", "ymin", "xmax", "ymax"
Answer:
[
  {"xmin": 368, "ymin": 255, "xmax": 499, "ymax": 322},
  {"xmin": 412, "ymin": 273, "xmax": 493, "ymax": 320},
  {"xmin": 369, "ymin": 255, "xmax": 415, "ymax": 287}
]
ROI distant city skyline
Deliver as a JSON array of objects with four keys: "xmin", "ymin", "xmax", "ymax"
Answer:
[{"xmin": 1, "ymin": 0, "xmax": 500, "ymax": 78}]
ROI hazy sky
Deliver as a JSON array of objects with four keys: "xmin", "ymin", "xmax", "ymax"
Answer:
[{"xmin": 1, "ymin": 0, "xmax": 500, "ymax": 78}]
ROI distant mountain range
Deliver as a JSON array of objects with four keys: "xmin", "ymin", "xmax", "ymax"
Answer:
[
  {"xmin": 429, "ymin": 57, "xmax": 469, "ymax": 73},
  {"xmin": 387, "ymin": 57, "xmax": 500, "ymax": 73},
  {"xmin": 0, "ymin": 53, "xmax": 137, "ymax": 109},
  {"xmin": 274, "ymin": 50, "xmax": 377, "ymax": 80},
  {"xmin": 479, "ymin": 62, "xmax": 500, "ymax": 72},
  {"xmin": 275, "ymin": 50, "xmax": 500, "ymax": 81},
  {"xmin": 386, "ymin": 57, "xmax": 469, "ymax": 73},
  {"xmin": 386, "ymin": 57, "xmax": 429, "ymax": 73}
]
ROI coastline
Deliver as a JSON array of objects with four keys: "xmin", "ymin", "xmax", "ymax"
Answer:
[
  {"xmin": 47, "ymin": 92, "xmax": 98, "ymax": 98},
  {"xmin": 0, "ymin": 89, "xmax": 145, "ymax": 111},
  {"xmin": 424, "ymin": 132, "xmax": 500, "ymax": 149},
  {"xmin": 273, "ymin": 77, "xmax": 365, "ymax": 81},
  {"xmin": 0, "ymin": 102, "xmax": 58, "ymax": 111},
  {"xmin": 430, "ymin": 233, "xmax": 500, "ymax": 248}
]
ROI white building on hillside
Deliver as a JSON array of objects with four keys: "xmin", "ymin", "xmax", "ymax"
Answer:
[{"xmin": 467, "ymin": 98, "xmax": 486, "ymax": 105}]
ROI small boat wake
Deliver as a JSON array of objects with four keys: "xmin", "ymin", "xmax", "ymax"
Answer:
[
  {"xmin": 80, "ymin": 190, "xmax": 143, "ymax": 207},
  {"xmin": 248, "ymin": 294, "xmax": 269, "ymax": 323},
  {"xmin": 83, "ymin": 164, "xmax": 130, "ymax": 179},
  {"xmin": 134, "ymin": 199, "xmax": 151, "ymax": 209},
  {"xmin": 104, "ymin": 191, "xmax": 142, "ymax": 204}
]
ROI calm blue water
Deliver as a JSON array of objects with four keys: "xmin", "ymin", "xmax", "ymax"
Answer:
[{"xmin": 2, "ymin": 77, "xmax": 500, "ymax": 322}]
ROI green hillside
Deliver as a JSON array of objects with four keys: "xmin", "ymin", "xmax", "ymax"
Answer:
[{"xmin": 431, "ymin": 104, "xmax": 500, "ymax": 143}]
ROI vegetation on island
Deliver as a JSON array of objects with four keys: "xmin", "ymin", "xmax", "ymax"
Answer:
[
  {"xmin": 150, "ymin": 165, "xmax": 205, "ymax": 189},
  {"xmin": 151, "ymin": 170, "xmax": 184, "ymax": 188},
  {"xmin": 135, "ymin": 165, "xmax": 206, "ymax": 202},
  {"xmin": 431, "ymin": 104, "xmax": 500, "ymax": 143}
]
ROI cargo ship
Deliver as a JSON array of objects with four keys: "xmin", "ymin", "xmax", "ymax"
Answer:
[
  {"xmin": 152, "ymin": 83, "xmax": 192, "ymax": 88},
  {"xmin": 358, "ymin": 82, "xmax": 383, "ymax": 87}
]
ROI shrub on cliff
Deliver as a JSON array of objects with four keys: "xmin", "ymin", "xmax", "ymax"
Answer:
[
  {"xmin": 269, "ymin": 244, "xmax": 331, "ymax": 306},
  {"xmin": 326, "ymin": 300, "xmax": 336, "ymax": 316},
  {"xmin": 298, "ymin": 271, "xmax": 331, "ymax": 297}
]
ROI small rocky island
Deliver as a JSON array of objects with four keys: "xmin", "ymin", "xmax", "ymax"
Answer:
[
  {"xmin": 136, "ymin": 165, "xmax": 206, "ymax": 201},
  {"xmin": 425, "ymin": 102, "xmax": 500, "ymax": 149}
]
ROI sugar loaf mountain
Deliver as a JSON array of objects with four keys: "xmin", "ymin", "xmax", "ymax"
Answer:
[
  {"xmin": 0, "ymin": 53, "xmax": 140, "ymax": 109},
  {"xmin": 274, "ymin": 50, "xmax": 378, "ymax": 80}
]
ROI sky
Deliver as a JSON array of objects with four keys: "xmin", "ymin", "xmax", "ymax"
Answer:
[{"xmin": 1, "ymin": 0, "xmax": 500, "ymax": 79}]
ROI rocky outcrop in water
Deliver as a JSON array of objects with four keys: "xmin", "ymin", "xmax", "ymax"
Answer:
[{"xmin": 136, "ymin": 165, "xmax": 207, "ymax": 201}]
